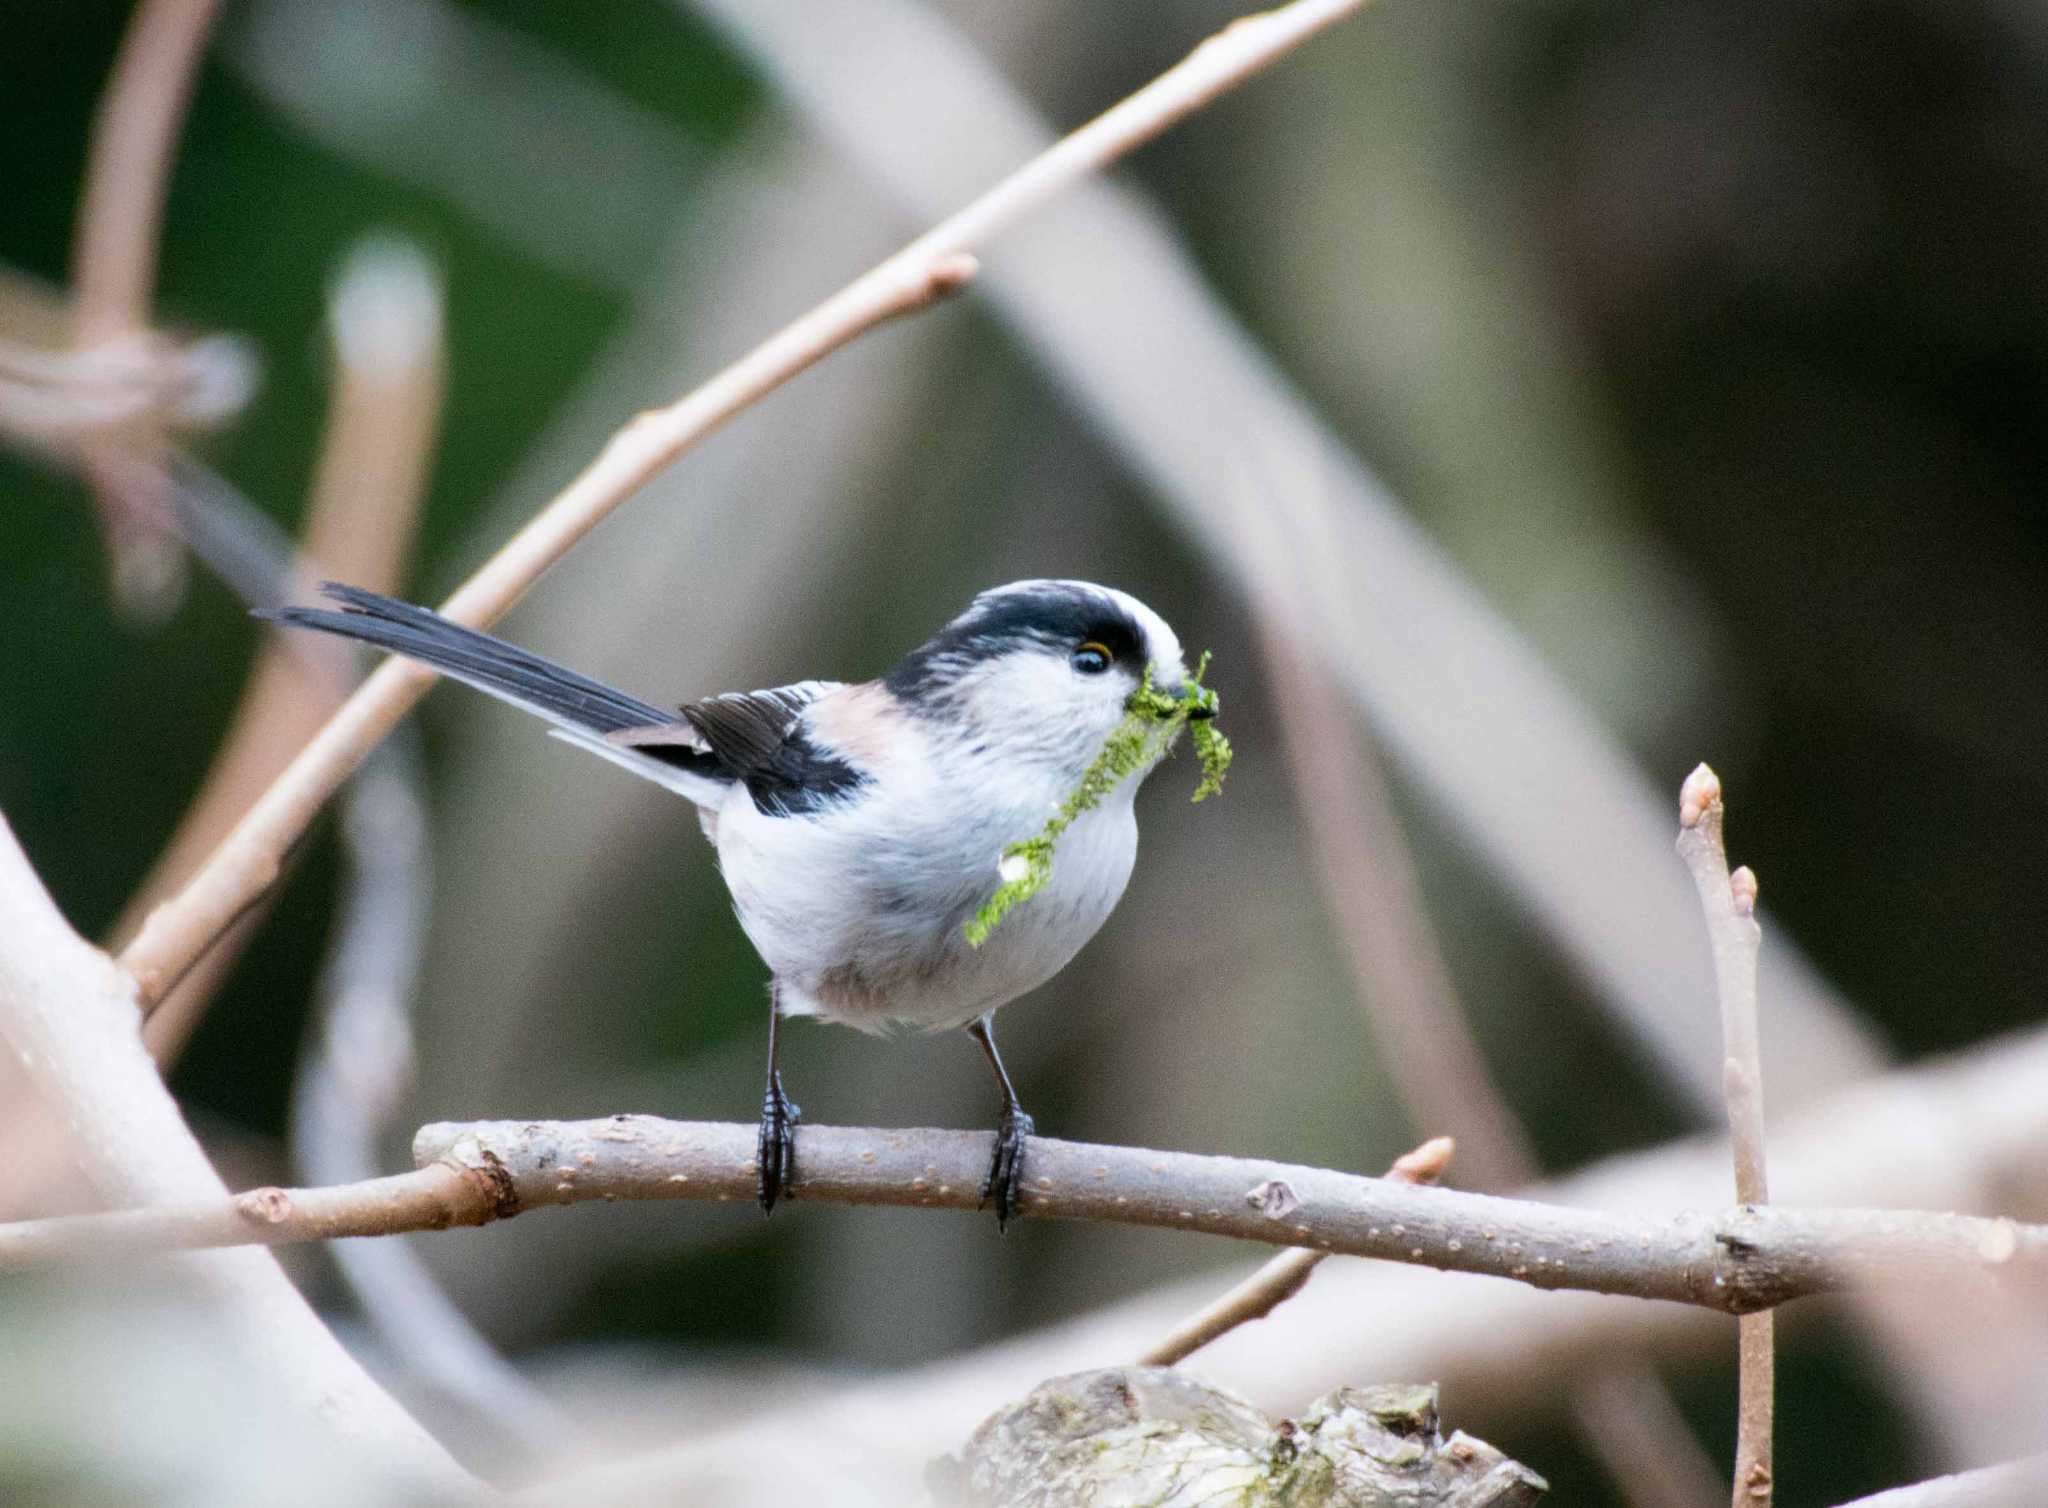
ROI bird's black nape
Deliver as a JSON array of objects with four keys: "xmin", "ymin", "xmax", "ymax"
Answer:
[{"xmin": 884, "ymin": 581, "xmax": 1148, "ymax": 702}]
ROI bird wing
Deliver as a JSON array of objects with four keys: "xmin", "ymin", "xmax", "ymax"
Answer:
[
  {"xmin": 677, "ymin": 682, "xmax": 836, "ymax": 772},
  {"xmin": 676, "ymin": 681, "xmax": 866, "ymax": 817}
]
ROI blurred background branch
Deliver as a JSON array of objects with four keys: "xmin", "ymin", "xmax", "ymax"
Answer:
[
  {"xmin": 1830, "ymin": 1456, "xmax": 2048, "ymax": 1508},
  {"xmin": 126, "ymin": 236, "xmax": 443, "ymax": 1065},
  {"xmin": 7, "ymin": 0, "xmax": 2048, "ymax": 1499},
  {"xmin": 1254, "ymin": 593, "xmax": 1722, "ymax": 1508},
  {"xmin": 0, "ymin": 812, "xmax": 471, "ymax": 1494},
  {"xmin": 69, "ymin": 0, "xmax": 224, "ymax": 621}
]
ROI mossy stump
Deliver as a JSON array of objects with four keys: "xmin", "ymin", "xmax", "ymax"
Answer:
[{"xmin": 943, "ymin": 1367, "xmax": 1545, "ymax": 1507}]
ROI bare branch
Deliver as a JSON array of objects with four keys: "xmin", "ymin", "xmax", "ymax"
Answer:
[
  {"xmin": 1571, "ymin": 1361, "xmax": 1736, "ymax": 1508},
  {"xmin": 115, "ymin": 0, "xmax": 1371, "ymax": 1011},
  {"xmin": 70, "ymin": 0, "xmax": 220, "ymax": 344},
  {"xmin": 1253, "ymin": 612, "xmax": 1535, "ymax": 1188},
  {"xmin": 1678, "ymin": 764, "xmax": 1775, "ymax": 1507},
  {"xmin": 0, "ymin": 331, "xmax": 252, "ymax": 447},
  {"xmin": 1251, "ymin": 554, "xmax": 1719, "ymax": 1508},
  {"xmin": 522, "ymin": 1026, "xmax": 2048, "ymax": 1501},
  {"xmin": 0, "ymin": 812, "xmax": 470, "ymax": 1490},
  {"xmin": 130, "ymin": 237, "xmax": 443, "ymax": 1065},
  {"xmin": 4, "ymin": 1117, "xmax": 2044, "ymax": 1319},
  {"xmin": 1677, "ymin": 765, "xmax": 1770, "ymax": 1209},
  {"xmin": 1139, "ymin": 1135, "xmax": 1454, "ymax": 1367},
  {"xmin": 70, "ymin": 0, "xmax": 226, "ymax": 618}
]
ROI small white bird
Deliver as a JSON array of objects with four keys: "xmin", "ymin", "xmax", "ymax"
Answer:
[{"xmin": 268, "ymin": 579, "xmax": 1210, "ymax": 1226}]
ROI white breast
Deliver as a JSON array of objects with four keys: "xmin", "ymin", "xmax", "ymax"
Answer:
[{"xmin": 710, "ymin": 747, "xmax": 1140, "ymax": 1033}]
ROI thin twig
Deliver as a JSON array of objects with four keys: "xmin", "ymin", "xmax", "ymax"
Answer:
[
  {"xmin": 1251, "ymin": 552, "xmax": 1721, "ymax": 1508},
  {"xmin": 1139, "ymin": 1135, "xmax": 1453, "ymax": 1367},
  {"xmin": 115, "ymin": 0, "xmax": 1370, "ymax": 1011},
  {"xmin": 70, "ymin": 0, "xmax": 226, "ymax": 618},
  {"xmin": 3, "ymin": 1117, "xmax": 2043, "ymax": 1314},
  {"xmin": 1254, "ymin": 615, "xmax": 1535, "ymax": 1188},
  {"xmin": 1678, "ymin": 764, "xmax": 1775, "ymax": 1508},
  {"xmin": 0, "ymin": 332, "xmax": 251, "ymax": 447},
  {"xmin": 293, "ymin": 735, "xmax": 578, "ymax": 1447},
  {"xmin": 125, "ymin": 238, "xmax": 442, "ymax": 1065}
]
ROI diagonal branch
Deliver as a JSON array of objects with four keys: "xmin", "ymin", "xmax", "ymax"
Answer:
[
  {"xmin": 1248, "ymin": 521, "xmax": 1720, "ymax": 1507},
  {"xmin": 114, "ymin": 0, "xmax": 1375, "ymax": 1010},
  {"xmin": 0, "ymin": 812, "xmax": 469, "ymax": 1490},
  {"xmin": 126, "ymin": 238, "xmax": 443, "ymax": 1066},
  {"xmin": 1138, "ymin": 1135, "xmax": 1454, "ymax": 1367},
  {"xmin": 3, "ymin": 1116, "xmax": 2043, "ymax": 1319}
]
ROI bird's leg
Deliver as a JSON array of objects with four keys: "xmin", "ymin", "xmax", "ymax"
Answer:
[
  {"xmin": 968, "ymin": 1013, "xmax": 1034, "ymax": 1232},
  {"xmin": 757, "ymin": 981, "xmax": 801, "ymax": 1215}
]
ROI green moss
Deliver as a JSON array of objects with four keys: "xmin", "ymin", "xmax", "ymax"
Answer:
[{"xmin": 965, "ymin": 654, "xmax": 1231, "ymax": 946}]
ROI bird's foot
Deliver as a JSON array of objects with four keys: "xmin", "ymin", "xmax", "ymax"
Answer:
[
  {"xmin": 979, "ymin": 1105, "xmax": 1035, "ymax": 1233},
  {"xmin": 756, "ymin": 1074, "xmax": 801, "ymax": 1215}
]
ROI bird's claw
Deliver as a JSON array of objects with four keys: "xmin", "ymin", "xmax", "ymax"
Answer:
[
  {"xmin": 979, "ymin": 1106, "xmax": 1035, "ymax": 1233},
  {"xmin": 756, "ymin": 1074, "xmax": 801, "ymax": 1215}
]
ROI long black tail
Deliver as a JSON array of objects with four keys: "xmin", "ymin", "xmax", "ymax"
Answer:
[
  {"xmin": 259, "ymin": 584, "xmax": 734, "ymax": 808},
  {"xmin": 261, "ymin": 583, "xmax": 674, "ymax": 735}
]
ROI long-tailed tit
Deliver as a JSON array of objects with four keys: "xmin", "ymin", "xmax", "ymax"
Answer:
[{"xmin": 266, "ymin": 579, "xmax": 1209, "ymax": 1227}]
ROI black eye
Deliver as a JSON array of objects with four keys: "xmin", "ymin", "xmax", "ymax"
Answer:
[{"xmin": 1071, "ymin": 641, "xmax": 1113, "ymax": 675}]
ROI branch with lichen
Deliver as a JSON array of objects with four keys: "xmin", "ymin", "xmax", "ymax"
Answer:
[{"xmin": 3, "ymin": 1117, "xmax": 2043, "ymax": 1320}]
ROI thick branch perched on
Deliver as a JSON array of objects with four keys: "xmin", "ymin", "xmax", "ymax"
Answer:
[
  {"xmin": 116, "ymin": 0, "xmax": 1374, "ymax": 1010},
  {"xmin": 3, "ymin": 1118, "xmax": 2043, "ymax": 1317}
]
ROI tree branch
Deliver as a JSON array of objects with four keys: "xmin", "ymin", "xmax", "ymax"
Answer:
[
  {"xmin": 1138, "ymin": 1135, "xmax": 1454, "ymax": 1368},
  {"xmin": 540, "ymin": 1027, "xmax": 2048, "ymax": 1502},
  {"xmin": 4, "ymin": 1117, "xmax": 2043, "ymax": 1317},
  {"xmin": 128, "ymin": 238, "xmax": 442, "ymax": 1066},
  {"xmin": 1250, "ymin": 535, "xmax": 1722, "ymax": 1508},
  {"xmin": 1678, "ymin": 764, "xmax": 1775, "ymax": 1507},
  {"xmin": 115, "ymin": 0, "xmax": 1373, "ymax": 1010},
  {"xmin": 70, "ymin": 0, "xmax": 226, "ymax": 618},
  {"xmin": 0, "ymin": 812, "xmax": 470, "ymax": 1491}
]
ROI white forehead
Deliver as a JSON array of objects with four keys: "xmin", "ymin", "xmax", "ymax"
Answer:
[{"xmin": 973, "ymin": 578, "xmax": 1186, "ymax": 674}]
